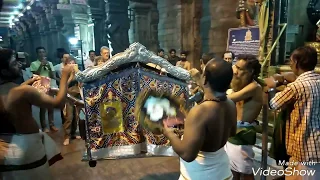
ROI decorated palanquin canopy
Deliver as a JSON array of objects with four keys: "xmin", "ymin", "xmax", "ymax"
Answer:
[{"xmin": 75, "ymin": 43, "xmax": 191, "ymax": 161}]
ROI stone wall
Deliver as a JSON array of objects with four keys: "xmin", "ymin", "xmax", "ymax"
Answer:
[
  {"xmin": 157, "ymin": 0, "xmax": 182, "ymax": 54},
  {"xmin": 181, "ymin": 0, "xmax": 202, "ymax": 69},
  {"xmin": 200, "ymin": 0, "xmax": 239, "ymax": 57},
  {"xmin": 287, "ymin": 0, "xmax": 313, "ymax": 44}
]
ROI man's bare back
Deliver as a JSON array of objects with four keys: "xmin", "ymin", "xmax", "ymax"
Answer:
[
  {"xmin": 0, "ymin": 84, "xmax": 40, "ymax": 134},
  {"xmin": 163, "ymin": 58, "xmax": 235, "ymax": 179},
  {"xmin": 200, "ymin": 99, "xmax": 237, "ymax": 152},
  {"xmin": 0, "ymin": 66, "xmax": 73, "ymax": 135}
]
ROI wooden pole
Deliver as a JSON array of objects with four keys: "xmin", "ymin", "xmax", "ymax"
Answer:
[
  {"xmin": 261, "ymin": 90, "xmax": 269, "ymax": 180},
  {"xmin": 240, "ymin": 11, "xmax": 246, "ymax": 27}
]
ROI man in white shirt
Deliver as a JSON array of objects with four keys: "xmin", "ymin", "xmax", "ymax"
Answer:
[
  {"xmin": 54, "ymin": 52, "xmax": 81, "ymax": 145},
  {"xmin": 84, "ymin": 50, "xmax": 95, "ymax": 69}
]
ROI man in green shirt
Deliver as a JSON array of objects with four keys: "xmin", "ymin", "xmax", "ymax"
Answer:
[{"xmin": 30, "ymin": 47, "xmax": 58, "ymax": 132}]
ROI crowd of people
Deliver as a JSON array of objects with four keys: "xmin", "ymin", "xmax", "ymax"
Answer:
[{"xmin": 0, "ymin": 44, "xmax": 319, "ymax": 180}]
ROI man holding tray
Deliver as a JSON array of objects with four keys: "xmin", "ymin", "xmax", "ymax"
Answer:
[{"xmin": 163, "ymin": 58, "xmax": 236, "ymax": 180}]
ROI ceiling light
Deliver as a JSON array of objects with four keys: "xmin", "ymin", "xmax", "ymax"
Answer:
[
  {"xmin": 14, "ymin": 18, "xmax": 19, "ymax": 22},
  {"xmin": 18, "ymin": 13, "xmax": 23, "ymax": 17},
  {"xmin": 69, "ymin": 38, "xmax": 79, "ymax": 45},
  {"xmin": 26, "ymin": 6, "xmax": 31, "ymax": 10}
]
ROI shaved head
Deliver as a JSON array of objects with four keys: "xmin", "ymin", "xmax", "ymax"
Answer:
[{"xmin": 203, "ymin": 58, "xmax": 233, "ymax": 92}]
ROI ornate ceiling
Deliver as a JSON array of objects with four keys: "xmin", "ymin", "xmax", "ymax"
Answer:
[{"xmin": 0, "ymin": 0, "xmax": 31, "ymax": 27}]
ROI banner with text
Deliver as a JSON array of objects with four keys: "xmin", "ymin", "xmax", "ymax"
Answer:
[{"xmin": 227, "ymin": 26, "xmax": 260, "ymax": 57}]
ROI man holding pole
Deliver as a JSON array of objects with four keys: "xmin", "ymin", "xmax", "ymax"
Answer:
[
  {"xmin": 225, "ymin": 54, "xmax": 263, "ymax": 180},
  {"xmin": 266, "ymin": 46, "xmax": 320, "ymax": 180}
]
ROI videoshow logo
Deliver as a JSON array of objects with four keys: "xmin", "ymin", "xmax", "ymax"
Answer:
[{"xmin": 253, "ymin": 167, "xmax": 316, "ymax": 176}]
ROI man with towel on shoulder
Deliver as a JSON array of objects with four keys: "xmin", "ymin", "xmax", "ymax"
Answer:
[
  {"xmin": 163, "ymin": 58, "xmax": 236, "ymax": 180},
  {"xmin": 225, "ymin": 54, "xmax": 263, "ymax": 180},
  {"xmin": 0, "ymin": 48, "xmax": 73, "ymax": 179}
]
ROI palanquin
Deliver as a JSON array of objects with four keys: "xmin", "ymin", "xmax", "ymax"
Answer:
[{"xmin": 75, "ymin": 43, "xmax": 191, "ymax": 167}]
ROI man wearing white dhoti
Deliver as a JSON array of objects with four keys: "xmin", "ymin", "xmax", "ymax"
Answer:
[
  {"xmin": 225, "ymin": 54, "xmax": 263, "ymax": 180},
  {"xmin": 0, "ymin": 48, "xmax": 73, "ymax": 180},
  {"xmin": 163, "ymin": 58, "xmax": 236, "ymax": 180}
]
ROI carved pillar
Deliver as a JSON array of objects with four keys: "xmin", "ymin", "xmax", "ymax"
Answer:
[
  {"xmin": 104, "ymin": 0, "xmax": 130, "ymax": 55},
  {"xmin": 38, "ymin": 12, "xmax": 50, "ymax": 50},
  {"xmin": 19, "ymin": 20, "xmax": 32, "ymax": 56},
  {"xmin": 149, "ymin": 0, "xmax": 160, "ymax": 52},
  {"xmin": 44, "ymin": 2, "xmax": 64, "ymax": 64},
  {"xmin": 181, "ymin": 0, "xmax": 202, "ymax": 69},
  {"xmin": 130, "ymin": 1, "xmax": 152, "ymax": 48},
  {"xmin": 130, "ymin": 0, "xmax": 159, "ymax": 51},
  {"xmin": 72, "ymin": 4, "xmax": 90, "ymax": 57},
  {"xmin": 14, "ymin": 22, "xmax": 26, "ymax": 52},
  {"xmin": 42, "ymin": 4, "xmax": 54, "ymax": 63},
  {"xmin": 88, "ymin": 0, "xmax": 105, "ymax": 53},
  {"xmin": 60, "ymin": 10, "xmax": 76, "ymax": 52},
  {"xmin": 21, "ymin": 16, "xmax": 34, "ymax": 59},
  {"xmin": 157, "ymin": 0, "xmax": 182, "ymax": 53},
  {"xmin": 9, "ymin": 29, "xmax": 17, "ymax": 50},
  {"xmin": 28, "ymin": 11, "xmax": 41, "ymax": 59}
]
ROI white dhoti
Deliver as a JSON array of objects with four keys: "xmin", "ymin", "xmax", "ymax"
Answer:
[
  {"xmin": 179, "ymin": 147, "xmax": 233, "ymax": 180},
  {"xmin": 224, "ymin": 121, "xmax": 256, "ymax": 174},
  {"xmin": 0, "ymin": 133, "xmax": 62, "ymax": 180}
]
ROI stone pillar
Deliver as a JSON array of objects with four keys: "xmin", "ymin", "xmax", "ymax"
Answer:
[
  {"xmin": 157, "ymin": 0, "xmax": 182, "ymax": 53},
  {"xmin": 204, "ymin": 0, "xmax": 239, "ymax": 56},
  {"xmin": 22, "ymin": 19, "xmax": 35, "ymax": 59},
  {"xmin": 19, "ymin": 20, "xmax": 32, "ymax": 55},
  {"xmin": 149, "ymin": 0, "xmax": 160, "ymax": 52},
  {"xmin": 60, "ymin": 10, "xmax": 76, "ymax": 52},
  {"xmin": 72, "ymin": 4, "xmax": 90, "ymax": 57},
  {"xmin": 29, "ymin": 12, "xmax": 41, "ymax": 59},
  {"xmin": 181, "ymin": 0, "xmax": 202, "ymax": 69},
  {"xmin": 38, "ymin": 13, "xmax": 50, "ymax": 51},
  {"xmin": 130, "ymin": 1, "xmax": 152, "ymax": 48},
  {"xmin": 14, "ymin": 22, "xmax": 26, "ymax": 52},
  {"xmin": 42, "ymin": 4, "xmax": 54, "ymax": 63},
  {"xmin": 88, "ymin": 0, "xmax": 105, "ymax": 53},
  {"xmin": 104, "ymin": 0, "xmax": 130, "ymax": 55}
]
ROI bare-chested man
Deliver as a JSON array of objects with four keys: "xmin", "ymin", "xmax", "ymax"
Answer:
[
  {"xmin": 163, "ymin": 58, "xmax": 236, "ymax": 180},
  {"xmin": 0, "ymin": 48, "xmax": 73, "ymax": 179},
  {"xmin": 224, "ymin": 54, "xmax": 262, "ymax": 180}
]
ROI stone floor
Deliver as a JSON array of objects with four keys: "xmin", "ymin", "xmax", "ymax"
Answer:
[{"xmin": 34, "ymin": 107, "xmax": 281, "ymax": 180}]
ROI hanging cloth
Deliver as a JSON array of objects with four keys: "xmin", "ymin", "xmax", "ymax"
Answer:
[{"xmin": 258, "ymin": 0, "xmax": 270, "ymax": 62}]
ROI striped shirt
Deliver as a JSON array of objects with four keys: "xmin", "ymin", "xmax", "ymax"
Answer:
[{"xmin": 270, "ymin": 71, "xmax": 320, "ymax": 162}]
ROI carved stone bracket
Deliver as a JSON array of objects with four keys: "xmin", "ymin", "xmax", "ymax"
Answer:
[
  {"xmin": 19, "ymin": 20, "xmax": 31, "ymax": 40},
  {"xmin": 88, "ymin": 0, "xmax": 105, "ymax": 19},
  {"xmin": 59, "ymin": 10, "xmax": 75, "ymax": 38},
  {"xmin": 26, "ymin": 11, "xmax": 40, "ymax": 37},
  {"xmin": 130, "ymin": 1, "xmax": 152, "ymax": 15},
  {"xmin": 51, "ymin": 5, "xmax": 64, "ymax": 30}
]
